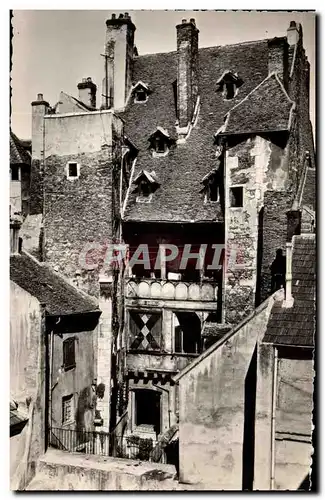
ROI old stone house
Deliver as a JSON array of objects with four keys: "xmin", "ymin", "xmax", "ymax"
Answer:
[
  {"xmin": 174, "ymin": 232, "xmax": 315, "ymax": 490},
  {"xmin": 10, "ymin": 217, "xmax": 101, "ymax": 489},
  {"xmin": 18, "ymin": 12, "xmax": 315, "ymax": 490}
]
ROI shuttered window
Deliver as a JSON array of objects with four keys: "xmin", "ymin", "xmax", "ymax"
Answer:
[
  {"xmin": 63, "ymin": 337, "xmax": 76, "ymax": 371},
  {"xmin": 62, "ymin": 395, "xmax": 74, "ymax": 425},
  {"xmin": 129, "ymin": 311, "xmax": 162, "ymax": 351}
]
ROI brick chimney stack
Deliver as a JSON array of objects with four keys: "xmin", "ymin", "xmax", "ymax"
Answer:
[
  {"xmin": 10, "ymin": 214, "xmax": 23, "ymax": 254},
  {"xmin": 287, "ymin": 20, "xmax": 300, "ymax": 46},
  {"xmin": 102, "ymin": 12, "xmax": 136, "ymax": 110},
  {"xmin": 31, "ymin": 93, "xmax": 49, "ymax": 214},
  {"xmin": 176, "ymin": 18, "xmax": 199, "ymax": 130},
  {"xmin": 77, "ymin": 77, "xmax": 97, "ymax": 108}
]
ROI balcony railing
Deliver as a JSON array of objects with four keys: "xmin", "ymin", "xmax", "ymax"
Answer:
[{"xmin": 125, "ymin": 278, "xmax": 218, "ymax": 302}]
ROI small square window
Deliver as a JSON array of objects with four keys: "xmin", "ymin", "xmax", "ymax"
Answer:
[
  {"xmin": 63, "ymin": 337, "xmax": 76, "ymax": 371},
  {"xmin": 230, "ymin": 186, "xmax": 243, "ymax": 208},
  {"xmin": 68, "ymin": 163, "xmax": 78, "ymax": 178},
  {"xmin": 62, "ymin": 395, "xmax": 74, "ymax": 425},
  {"xmin": 11, "ymin": 166, "xmax": 19, "ymax": 181}
]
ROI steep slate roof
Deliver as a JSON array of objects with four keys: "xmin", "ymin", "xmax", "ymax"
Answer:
[
  {"xmin": 263, "ymin": 234, "xmax": 315, "ymax": 347},
  {"xmin": 10, "ymin": 252, "xmax": 99, "ymax": 316},
  {"xmin": 222, "ymin": 73, "xmax": 295, "ymax": 135},
  {"xmin": 121, "ymin": 39, "xmax": 270, "ymax": 223},
  {"xmin": 10, "ymin": 130, "xmax": 31, "ymax": 165}
]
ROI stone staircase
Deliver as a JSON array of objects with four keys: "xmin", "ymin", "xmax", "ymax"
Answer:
[{"xmin": 26, "ymin": 448, "xmax": 200, "ymax": 491}]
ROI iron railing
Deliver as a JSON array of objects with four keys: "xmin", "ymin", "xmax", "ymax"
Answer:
[
  {"xmin": 50, "ymin": 427, "xmax": 110, "ymax": 456},
  {"xmin": 49, "ymin": 427, "xmax": 176, "ymax": 464}
]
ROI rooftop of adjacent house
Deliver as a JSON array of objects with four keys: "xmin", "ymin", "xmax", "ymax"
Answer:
[
  {"xmin": 10, "ymin": 252, "xmax": 99, "ymax": 316},
  {"xmin": 10, "ymin": 130, "xmax": 31, "ymax": 165},
  {"xmin": 263, "ymin": 234, "xmax": 316, "ymax": 347},
  {"xmin": 10, "ymin": 400, "xmax": 28, "ymax": 433},
  {"xmin": 121, "ymin": 38, "xmax": 295, "ymax": 224}
]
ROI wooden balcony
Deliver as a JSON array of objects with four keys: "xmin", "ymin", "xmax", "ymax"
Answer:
[{"xmin": 125, "ymin": 278, "xmax": 218, "ymax": 302}]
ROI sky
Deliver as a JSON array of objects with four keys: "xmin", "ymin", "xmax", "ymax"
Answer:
[{"xmin": 10, "ymin": 10, "xmax": 315, "ymax": 140}]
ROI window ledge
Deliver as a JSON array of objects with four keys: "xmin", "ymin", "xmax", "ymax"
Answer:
[
  {"xmin": 152, "ymin": 150, "xmax": 169, "ymax": 158},
  {"xmin": 64, "ymin": 364, "xmax": 76, "ymax": 372}
]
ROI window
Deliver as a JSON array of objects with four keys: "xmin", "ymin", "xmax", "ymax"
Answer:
[
  {"xmin": 132, "ymin": 82, "xmax": 150, "ymax": 103},
  {"xmin": 135, "ymin": 90, "xmax": 147, "ymax": 102},
  {"xmin": 68, "ymin": 163, "xmax": 78, "ymax": 177},
  {"xmin": 217, "ymin": 71, "xmax": 243, "ymax": 101},
  {"xmin": 230, "ymin": 186, "xmax": 243, "ymax": 208},
  {"xmin": 134, "ymin": 389, "xmax": 161, "ymax": 434},
  {"xmin": 129, "ymin": 311, "xmax": 162, "ymax": 351},
  {"xmin": 62, "ymin": 395, "xmax": 74, "ymax": 425},
  {"xmin": 224, "ymin": 82, "xmax": 235, "ymax": 100},
  {"xmin": 11, "ymin": 166, "xmax": 19, "ymax": 181},
  {"xmin": 63, "ymin": 337, "xmax": 76, "ymax": 371},
  {"xmin": 139, "ymin": 180, "xmax": 151, "ymax": 197},
  {"xmin": 66, "ymin": 162, "xmax": 80, "ymax": 179},
  {"xmin": 155, "ymin": 136, "xmax": 166, "ymax": 154},
  {"xmin": 174, "ymin": 312, "xmax": 201, "ymax": 355},
  {"xmin": 206, "ymin": 175, "xmax": 220, "ymax": 202}
]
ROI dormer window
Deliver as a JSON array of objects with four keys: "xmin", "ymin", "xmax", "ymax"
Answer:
[
  {"xmin": 201, "ymin": 168, "xmax": 222, "ymax": 203},
  {"xmin": 149, "ymin": 127, "xmax": 172, "ymax": 158},
  {"xmin": 133, "ymin": 170, "xmax": 160, "ymax": 203},
  {"xmin": 132, "ymin": 81, "xmax": 150, "ymax": 103},
  {"xmin": 217, "ymin": 71, "xmax": 243, "ymax": 100}
]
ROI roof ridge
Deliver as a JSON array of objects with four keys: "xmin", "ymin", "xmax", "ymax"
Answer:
[{"xmin": 136, "ymin": 38, "xmax": 268, "ymax": 60}]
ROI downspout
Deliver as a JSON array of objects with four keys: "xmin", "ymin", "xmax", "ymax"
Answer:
[
  {"xmin": 158, "ymin": 385, "xmax": 171, "ymax": 429},
  {"xmin": 270, "ymin": 346, "xmax": 278, "ymax": 490},
  {"xmin": 49, "ymin": 317, "xmax": 60, "ymax": 433}
]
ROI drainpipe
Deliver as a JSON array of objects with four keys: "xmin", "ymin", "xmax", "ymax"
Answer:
[
  {"xmin": 48, "ymin": 329, "xmax": 54, "ymax": 434},
  {"xmin": 158, "ymin": 385, "xmax": 171, "ymax": 429},
  {"xmin": 270, "ymin": 346, "xmax": 278, "ymax": 490}
]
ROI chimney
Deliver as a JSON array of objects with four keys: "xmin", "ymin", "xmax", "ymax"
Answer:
[
  {"xmin": 268, "ymin": 37, "xmax": 289, "ymax": 89},
  {"xmin": 102, "ymin": 13, "xmax": 136, "ymax": 110},
  {"xmin": 30, "ymin": 93, "xmax": 49, "ymax": 214},
  {"xmin": 77, "ymin": 77, "xmax": 97, "ymax": 108},
  {"xmin": 176, "ymin": 18, "xmax": 199, "ymax": 130},
  {"xmin": 287, "ymin": 20, "xmax": 299, "ymax": 46},
  {"xmin": 10, "ymin": 215, "xmax": 22, "ymax": 254}
]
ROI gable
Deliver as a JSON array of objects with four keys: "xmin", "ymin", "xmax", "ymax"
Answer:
[{"xmin": 222, "ymin": 73, "xmax": 295, "ymax": 136}]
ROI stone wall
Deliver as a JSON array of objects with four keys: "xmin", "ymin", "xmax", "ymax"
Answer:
[
  {"xmin": 51, "ymin": 326, "xmax": 97, "ymax": 432},
  {"xmin": 274, "ymin": 356, "xmax": 313, "ymax": 490},
  {"xmin": 176, "ymin": 296, "xmax": 273, "ymax": 490},
  {"xmin": 42, "ymin": 111, "xmax": 124, "ymax": 297},
  {"xmin": 224, "ymin": 135, "xmax": 289, "ymax": 323},
  {"xmin": 10, "ymin": 281, "xmax": 42, "ymax": 405}
]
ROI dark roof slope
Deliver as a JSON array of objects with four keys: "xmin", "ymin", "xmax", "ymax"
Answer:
[
  {"xmin": 301, "ymin": 168, "xmax": 316, "ymax": 212},
  {"xmin": 263, "ymin": 234, "xmax": 315, "ymax": 347},
  {"xmin": 10, "ymin": 130, "xmax": 31, "ymax": 165},
  {"xmin": 222, "ymin": 73, "xmax": 294, "ymax": 136},
  {"xmin": 122, "ymin": 40, "xmax": 270, "ymax": 222},
  {"xmin": 10, "ymin": 252, "xmax": 98, "ymax": 316}
]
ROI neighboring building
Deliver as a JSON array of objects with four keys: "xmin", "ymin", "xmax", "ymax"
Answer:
[
  {"xmin": 10, "ymin": 218, "xmax": 101, "ymax": 489},
  {"xmin": 22, "ymin": 12, "xmax": 315, "ymax": 490},
  {"xmin": 174, "ymin": 232, "xmax": 315, "ymax": 490},
  {"xmin": 10, "ymin": 130, "xmax": 31, "ymax": 217}
]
